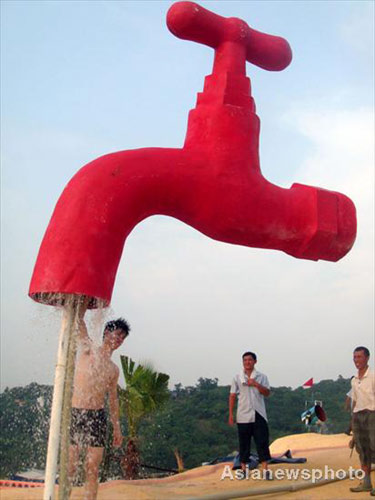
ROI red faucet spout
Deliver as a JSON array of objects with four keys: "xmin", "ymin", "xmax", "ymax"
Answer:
[{"xmin": 29, "ymin": 136, "xmax": 356, "ymax": 307}]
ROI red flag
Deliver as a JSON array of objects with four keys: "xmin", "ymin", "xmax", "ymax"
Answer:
[{"xmin": 302, "ymin": 377, "xmax": 313, "ymax": 389}]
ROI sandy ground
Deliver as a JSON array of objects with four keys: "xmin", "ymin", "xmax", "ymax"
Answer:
[{"xmin": 1, "ymin": 433, "xmax": 374, "ymax": 500}]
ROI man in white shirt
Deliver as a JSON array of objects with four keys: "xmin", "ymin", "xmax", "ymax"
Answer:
[
  {"xmin": 228, "ymin": 351, "xmax": 271, "ymax": 479},
  {"xmin": 349, "ymin": 346, "xmax": 375, "ymax": 495}
]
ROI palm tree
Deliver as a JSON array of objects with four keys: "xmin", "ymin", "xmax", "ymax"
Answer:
[{"xmin": 118, "ymin": 356, "xmax": 170, "ymax": 479}]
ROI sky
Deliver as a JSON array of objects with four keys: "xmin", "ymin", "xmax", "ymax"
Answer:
[{"xmin": 1, "ymin": 0, "xmax": 374, "ymax": 392}]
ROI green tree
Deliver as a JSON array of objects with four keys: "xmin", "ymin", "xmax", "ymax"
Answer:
[
  {"xmin": 0, "ymin": 383, "xmax": 52, "ymax": 477},
  {"xmin": 118, "ymin": 356, "xmax": 170, "ymax": 479}
]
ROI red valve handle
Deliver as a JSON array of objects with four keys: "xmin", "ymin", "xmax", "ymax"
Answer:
[{"xmin": 167, "ymin": 1, "xmax": 292, "ymax": 71}]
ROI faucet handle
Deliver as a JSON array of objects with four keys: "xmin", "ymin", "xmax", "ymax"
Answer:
[{"xmin": 167, "ymin": 1, "xmax": 292, "ymax": 71}]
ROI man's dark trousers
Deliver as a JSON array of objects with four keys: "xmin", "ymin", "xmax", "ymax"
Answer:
[{"xmin": 237, "ymin": 411, "xmax": 271, "ymax": 463}]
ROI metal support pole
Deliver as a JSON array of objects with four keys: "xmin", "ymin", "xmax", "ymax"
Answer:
[
  {"xmin": 58, "ymin": 297, "xmax": 81, "ymax": 500},
  {"xmin": 43, "ymin": 296, "xmax": 80, "ymax": 500}
]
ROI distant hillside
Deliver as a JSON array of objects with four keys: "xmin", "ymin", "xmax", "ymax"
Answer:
[{"xmin": 0, "ymin": 376, "xmax": 351, "ymax": 478}]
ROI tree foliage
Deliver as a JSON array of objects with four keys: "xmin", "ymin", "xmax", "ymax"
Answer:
[
  {"xmin": 0, "ymin": 376, "xmax": 352, "ymax": 478},
  {"xmin": 118, "ymin": 356, "xmax": 170, "ymax": 439},
  {"xmin": 117, "ymin": 356, "xmax": 170, "ymax": 478},
  {"xmin": 0, "ymin": 383, "xmax": 52, "ymax": 477}
]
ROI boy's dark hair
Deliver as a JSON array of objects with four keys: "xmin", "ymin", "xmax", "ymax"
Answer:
[
  {"xmin": 103, "ymin": 318, "xmax": 131, "ymax": 339},
  {"xmin": 242, "ymin": 351, "xmax": 257, "ymax": 361},
  {"xmin": 354, "ymin": 346, "xmax": 370, "ymax": 357}
]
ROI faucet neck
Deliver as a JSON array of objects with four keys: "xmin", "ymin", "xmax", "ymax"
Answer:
[
  {"xmin": 195, "ymin": 40, "xmax": 255, "ymax": 110},
  {"xmin": 195, "ymin": 71, "xmax": 255, "ymax": 110},
  {"xmin": 212, "ymin": 40, "xmax": 247, "ymax": 75}
]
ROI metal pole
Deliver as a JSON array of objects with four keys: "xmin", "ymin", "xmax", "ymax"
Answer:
[
  {"xmin": 58, "ymin": 297, "xmax": 81, "ymax": 500},
  {"xmin": 43, "ymin": 297, "xmax": 77, "ymax": 500}
]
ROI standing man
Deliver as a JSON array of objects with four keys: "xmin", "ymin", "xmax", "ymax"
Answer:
[
  {"xmin": 349, "ymin": 346, "xmax": 375, "ymax": 495},
  {"xmin": 228, "ymin": 351, "xmax": 272, "ymax": 479},
  {"xmin": 68, "ymin": 305, "xmax": 131, "ymax": 500}
]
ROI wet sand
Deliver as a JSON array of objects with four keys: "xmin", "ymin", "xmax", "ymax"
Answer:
[{"xmin": 1, "ymin": 433, "xmax": 373, "ymax": 500}]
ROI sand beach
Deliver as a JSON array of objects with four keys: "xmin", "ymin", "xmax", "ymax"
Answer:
[{"xmin": 1, "ymin": 433, "xmax": 373, "ymax": 500}]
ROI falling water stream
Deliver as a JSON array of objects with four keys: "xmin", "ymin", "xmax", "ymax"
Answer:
[{"xmin": 42, "ymin": 293, "xmax": 108, "ymax": 500}]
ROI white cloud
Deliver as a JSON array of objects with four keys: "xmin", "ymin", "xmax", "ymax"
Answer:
[
  {"xmin": 283, "ymin": 106, "xmax": 374, "ymax": 244},
  {"xmin": 282, "ymin": 106, "xmax": 374, "ymax": 313},
  {"xmin": 284, "ymin": 107, "xmax": 373, "ymax": 179}
]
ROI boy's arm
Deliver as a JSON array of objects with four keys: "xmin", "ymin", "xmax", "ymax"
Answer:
[
  {"xmin": 247, "ymin": 374, "xmax": 271, "ymax": 397},
  {"xmin": 247, "ymin": 378, "xmax": 271, "ymax": 397},
  {"xmin": 74, "ymin": 297, "xmax": 91, "ymax": 349},
  {"xmin": 351, "ymin": 380, "xmax": 357, "ymax": 411},
  {"xmin": 108, "ymin": 367, "xmax": 123, "ymax": 447},
  {"xmin": 228, "ymin": 377, "xmax": 239, "ymax": 425},
  {"xmin": 228, "ymin": 393, "xmax": 236, "ymax": 425}
]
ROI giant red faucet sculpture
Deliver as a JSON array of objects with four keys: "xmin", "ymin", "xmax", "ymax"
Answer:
[{"xmin": 29, "ymin": 1, "xmax": 356, "ymax": 308}]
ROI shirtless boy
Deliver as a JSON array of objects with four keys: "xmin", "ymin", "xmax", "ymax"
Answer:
[{"xmin": 68, "ymin": 307, "xmax": 130, "ymax": 500}]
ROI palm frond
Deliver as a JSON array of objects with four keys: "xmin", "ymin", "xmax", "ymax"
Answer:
[{"xmin": 118, "ymin": 356, "xmax": 170, "ymax": 437}]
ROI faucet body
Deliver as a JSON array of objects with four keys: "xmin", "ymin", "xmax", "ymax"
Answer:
[{"xmin": 29, "ymin": 2, "xmax": 356, "ymax": 307}]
